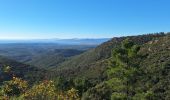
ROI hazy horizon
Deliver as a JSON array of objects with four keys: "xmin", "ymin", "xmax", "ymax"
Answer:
[
  {"xmin": 0, "ymin": 32, "xmax": 168, "ymax": 40},
  {"xmin": 0, "ymin": 37, "xmax": 111, "ymax": 40}
]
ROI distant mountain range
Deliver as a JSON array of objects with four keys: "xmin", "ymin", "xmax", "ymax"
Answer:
[{"xmin": 0, "ymin": 38, "xmax": 110, "ymax": 45}]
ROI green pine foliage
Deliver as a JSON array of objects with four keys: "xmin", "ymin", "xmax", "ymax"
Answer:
[{"xmin": 107, "ymin": 39, "xmax": 140, "ymax": 99}]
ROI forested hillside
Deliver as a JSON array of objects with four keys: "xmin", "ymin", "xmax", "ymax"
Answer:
[
  {"xmin": 0, "ymin": 56, "xmax": 46, "ymax": 84},
  {"xmin": 27, "ymin": 49, "xmax": 84, "ymax": 69},
  {"xmin": 0, "ymin": 44, "xmax": 94, "ymax": 63},
  {"xmin": 53, "ymin": 33, "xmax": 166, "ymax": 80},
  {"xmin": 0, "ymin": 32, "xmax": 170, "ymax": 99}
]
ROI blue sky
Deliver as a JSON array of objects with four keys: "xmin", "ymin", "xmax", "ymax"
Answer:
[{"xmin": 0, "ymin": 0, "xmax": 169, "ymax": 39}]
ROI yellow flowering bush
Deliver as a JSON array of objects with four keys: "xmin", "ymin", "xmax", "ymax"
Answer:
[
  {"xmin": 3, "ymin": 66, "xmax": 11, "ymax": 73},
  {"xmin": 0, "ymin": 76, "xmax": 80, "ymax": 100},
  {"xmin": 1, "ymin": 77, "xmax": 28, "ymax": 97},
  {"xmin": 23, "ymin": 80, "xmax": 58, "ymax": 100},
  {"xmin": 67, "ymin": 88, "xmax": 80, "ymax": 100},
  {"xmin": 22, "ymin": 80, "xmax": 80, "ymax": 100}
]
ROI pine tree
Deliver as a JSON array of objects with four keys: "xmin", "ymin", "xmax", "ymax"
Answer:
[{"xmin": 107, "ymin": 38, "xmax": 140, "ymax": 100}]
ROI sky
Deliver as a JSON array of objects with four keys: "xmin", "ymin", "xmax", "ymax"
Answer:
[{"xmin": 0, "ymin": 0, "xmax": 170, "ymax": 39}]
